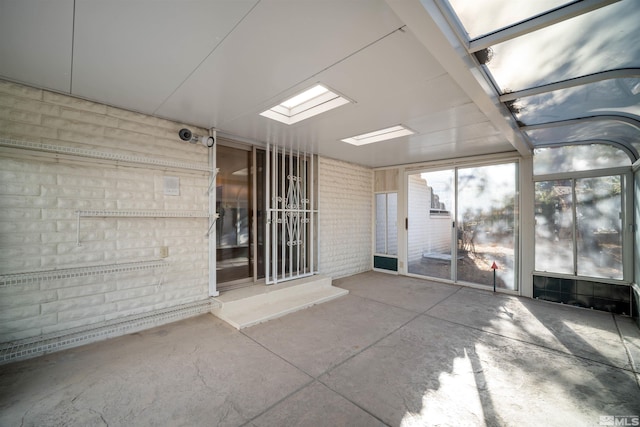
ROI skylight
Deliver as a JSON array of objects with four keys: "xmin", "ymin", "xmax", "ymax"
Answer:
[
  {"xmin": 342, "ymin": 125, "xmax": 415, "ymax": 146},
  {"xmin": 260, "ymin": 84, "xmax": 351, "ymax": 125},
  {"xmin": 446, "ymin": 0, "xmax": 571, "ymax": 39}
]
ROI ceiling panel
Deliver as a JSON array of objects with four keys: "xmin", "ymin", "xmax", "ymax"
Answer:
[
  {"xmin": 215, "ymin": 27, "xmax": 513, "ymax": 167},
  {"xmin": 155, "ymin": 0, "xmax": 404, "ymax": 127},
  {"xmin": 0, "ymin": 0, "xmax": 521, "ymax": 168},
  {"xmin": 72, "ymin": 0, "xmax": 258, "ymax": 113},
  {"xmin": 0, "ymin": 0, "xmax": 74, "ymax": 92}
]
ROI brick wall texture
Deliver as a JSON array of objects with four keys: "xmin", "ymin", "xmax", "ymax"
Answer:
[
  {"xmin": 0, "ymin": 80, "xmax": 378, "ymax": 343},
  {"xmin": 0, "ymin": 80, "xmax": 212, "ymax": 342},
  {"xmin": 318, "ymin": 157, "xmax": 372, "ymax": 279}
]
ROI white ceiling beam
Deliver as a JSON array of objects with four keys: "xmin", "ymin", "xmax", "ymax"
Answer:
[
  {"xmin": 520, "ymin": 115, "xmax": 640, "ymax": 132},
  {"xmin": 499, "ymin": 68, "xmax": 640, "ymax": 102},
  {"xmin": 385, "ymin": 0, "xmax": 531, "ymax": 157}
]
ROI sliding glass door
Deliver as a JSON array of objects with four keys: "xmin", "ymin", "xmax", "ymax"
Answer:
[{"xmin": 407, "ymin": 162, "xmax": 518, "ymax": 290}]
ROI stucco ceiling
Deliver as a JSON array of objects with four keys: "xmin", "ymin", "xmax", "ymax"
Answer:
[{"xmin": 0, "ymin": 0, "xmax": 527, "ymax": 167}]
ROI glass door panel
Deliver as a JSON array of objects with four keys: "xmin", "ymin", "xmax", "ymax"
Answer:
[
  {"xmin": 457, "ymin": 163, "xmax": 518, "ymax": 290},
  {"xmin": 255, "ymin": 149, "xmax": 266, "ymax": 279},
  {"xmin": 216, "ymin": 145, "xmax": 251, "ymax": 284},
  {"xmin": 407, "ymin": 170, "xmax": 455, "ymax": 280}
]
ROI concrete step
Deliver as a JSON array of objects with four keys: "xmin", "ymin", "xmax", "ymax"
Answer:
[{"xmin": 211, "ymin": 275, "xmax": 348, "ymax": 329}]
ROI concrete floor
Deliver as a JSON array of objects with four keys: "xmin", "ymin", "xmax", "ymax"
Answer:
[{"xmin": 1, "ymin": 271, "xmax": 639, "ymax": 427}]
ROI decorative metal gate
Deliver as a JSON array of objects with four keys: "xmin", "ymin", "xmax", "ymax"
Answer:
[{"xmin": 265, "ymin": 144, "xmax": 317, "ymax": 284}]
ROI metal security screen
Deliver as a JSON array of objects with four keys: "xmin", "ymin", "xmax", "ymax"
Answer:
[{"xmin": 265, "ymin": 144, "xmax": 318, "ymax": 284}]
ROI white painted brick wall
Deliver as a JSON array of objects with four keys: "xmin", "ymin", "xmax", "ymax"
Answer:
[
  {"xmin": 318, "ymin": 157, "xmax": 372, "ymax": 279},
  {"xmin": 0, "ymin": 80, "xmax": 211, "ymax": 342}
]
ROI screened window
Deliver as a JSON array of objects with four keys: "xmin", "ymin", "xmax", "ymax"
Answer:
[
  {"xmin": 375, "ymin": 192, "xmax": 398, "ymax": 256},
  {"xmin": 534, "ymin": 175, "xmax": 624, "ymax": 280},
  {"xmin": 534, "ymin": 180, "xmax": 574, "ymax": 275}
]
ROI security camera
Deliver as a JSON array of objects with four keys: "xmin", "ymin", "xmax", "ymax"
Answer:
[
  {"xmin": 178, "ymin": 128, "xmax": 192, "ymax": 141},
  {"xmin": 178, "ymin": 128, "xmax": 215, "ymax": 148}
]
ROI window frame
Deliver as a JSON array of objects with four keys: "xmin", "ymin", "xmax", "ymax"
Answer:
[{"xmin": 533, "ymin": 166, "xmax": 633, "ymax": 284}]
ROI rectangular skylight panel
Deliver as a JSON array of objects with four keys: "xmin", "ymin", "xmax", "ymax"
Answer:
[
  {"xmin": 342, "ymin": 125, "xmax": 415, "ymax": 146},
  {"xmin": 260, "ymin": 83, "xmax": 351, "ymax": 125},
  {"xmin": 288, "ymin": 96, "xmax": 351, "ymax": 124},
  {"xmin": 270, "ymin": 90, "xmax": 338, "ymax": 117},
  {"xmin": 289, "ymin": 90, "xmax": 340, "ymax": 116},
  {"xmin": 280, "ymin": 85, "xmax": 329, "ymax": 109}
]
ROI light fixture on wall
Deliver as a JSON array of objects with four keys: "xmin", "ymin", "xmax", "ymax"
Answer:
[
  {"xmin": 178, "ymin": 128, "xmax": 215, "ymax": 148},
  {"xmin": 342, "ymin": 125, "xmax": 415, "ymax": 146}
]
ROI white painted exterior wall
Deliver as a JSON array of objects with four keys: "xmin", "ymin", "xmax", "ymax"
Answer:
[
  {"xmin": 318, "ymin": 157, "xmax": 372, "ymax": 279},
  {"xmin": 0, "ymin": 80, "xmax": 378, "ymax": 350},
  {"xmin": 0, "ymin": 81, "xmax": 211, "ymax": 343}
]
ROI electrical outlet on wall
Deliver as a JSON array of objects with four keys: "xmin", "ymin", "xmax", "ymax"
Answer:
[{"xmin": 160, "ymin": 246, "xmax": 169, "ymax": 258}]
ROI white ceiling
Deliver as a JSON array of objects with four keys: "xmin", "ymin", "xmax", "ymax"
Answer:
[{"xmin": 0, "ymin": 0, "xmax": 528, "ymax": 168}]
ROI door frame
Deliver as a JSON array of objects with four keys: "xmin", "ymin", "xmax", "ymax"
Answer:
[
  {"xmin": 215, "ymin": 139, "xmax": 260, "ymax": 291},
  {"xmin": 402, "ymin": 158, "xmax": 521, "ymax": 294}
]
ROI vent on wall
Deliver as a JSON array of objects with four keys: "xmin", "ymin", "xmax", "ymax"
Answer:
[{"xmin": 374, "ymin": 256, "xmax": 398, "ymax": 272}]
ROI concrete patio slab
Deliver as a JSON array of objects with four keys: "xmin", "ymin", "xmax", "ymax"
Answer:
[
  {"xmin": 320, "ymin": 314, "xmax": 640, "ymax": 427},
  {"xmin": 249, "ymin": 381, "xmax": 385, "ymax": 427},
  {"xmin": 243, "ymin": 294, "xmax": 416, "ymax": 378},
  {"xmin": 616, "ymin": 316, "xmax": 640, "ymax": 373},
  {"xmin": 334, "ymin": 271, "xmax": 461, "ymax": 313},
  {"xmin": 1, "ymin": 272, "xmax": 638, "ymax": 427},
  {"xmin": 0, "ymin": 315, "xmax": 312, "ymax": 427},
  {"xmin": 426, "ymin": 286, "xmax": 635, "ymax": 370}
]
